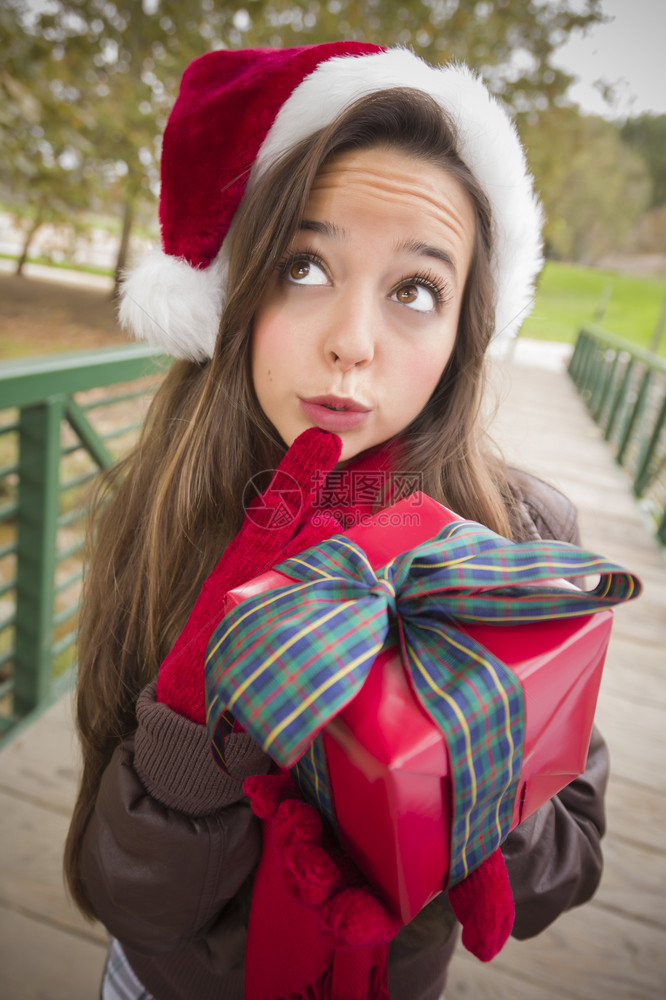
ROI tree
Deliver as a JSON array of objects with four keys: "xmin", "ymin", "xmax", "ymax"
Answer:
[
  {"xmin": 234, "ymin": 0, "xmax": 606, "ymax": 111},
  {"xmin": 4, "ymin": 0, "xmax": 225, "ymax": 287},
  {"xmin": 621, "ymin": 114, "xmax": 666, "ymax": 208},
  {"xmin": 1, "ymin": 2, "xmax": 101, "ymax": 272},
  {"xmin": 519, "ymin": 107, "xmax": 651, "ymax": 262},
  {"xmin": 5, "ymin": 0, "xmax": 606, "ymax": 290}
]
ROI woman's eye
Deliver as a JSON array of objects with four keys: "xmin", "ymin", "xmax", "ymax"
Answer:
[
  {"xmin": 392, "ymin": 282, "xmax": 437, "ymax": 313},
  {"xmin": 285, "ymin": 256, "xmax": 328, "ymax": 286}
]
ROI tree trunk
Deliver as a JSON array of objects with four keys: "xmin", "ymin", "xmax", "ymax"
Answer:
[
  {"xmin": 16, "ymin": 216, "xmax": 43, "ymax": 276},
  {"xmin": 113, "ymin": 194, "xmax": 134, "ymax": 299}
]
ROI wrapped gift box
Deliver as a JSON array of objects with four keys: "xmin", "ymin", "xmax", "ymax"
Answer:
[{"xmin": 218, "ymin": 493, "xmax": 616, "ymax": 923}]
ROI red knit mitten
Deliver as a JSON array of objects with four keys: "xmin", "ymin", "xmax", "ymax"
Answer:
[
  {"xmin": 244, "ymin": 774, "xmax": 514, "ymax": 967},
  {"xmin": 449, "ymin": 848, "xmax": 514, "ymax": 961},
  {"xmin": 156, "ymin": 428, "xmax": 343, "ymax": 722},
  {"xmin": 243, "ymin": 771, "xmax": 400, "ymax": 1000}
]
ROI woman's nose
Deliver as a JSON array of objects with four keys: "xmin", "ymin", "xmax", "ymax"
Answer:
[{"xmin": 324, "ymin": 295, "xmax": 376, "ymax": 371}]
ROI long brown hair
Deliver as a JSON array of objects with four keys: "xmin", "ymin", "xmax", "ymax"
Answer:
[{"xmin": 65, "ymin": 88, "xmax": 515, "ymax": 915}]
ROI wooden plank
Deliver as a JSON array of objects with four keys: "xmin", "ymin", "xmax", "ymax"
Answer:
[
  {"xmin": 597, "ymin": 834, "xmax": 666, "ymax": 928},
  {"xmin": 579, "ymin": 540, "xmax": 666, "ymax": 585},
  {"xmin": 446, "ymin": 947, "xmax": 569, "ymax": 999},
  {"xmin": 606, "ymin": 776, "xmax": 666, "ymax": 853},
  {"xmin": 553, "ymin": 474, "xmax": 645, "ymax": 516},
  {"xmin": 0, "ymin": 790, "xmax": 106, "ymax": 944},
  {"xmin": 0, "ymin": 691, "xmax": 80, "ymax": 814},
  {"xmin": 606, "ymin": 592, "xmax": 666, "ymax": 647},
  {"xmin": 448, "ymin": 903, "xmax": 666, "ymax": 1000},
  {"xmin": 0, "ymin": 905, "xmax": 107, "ymax": 1000},
  {"xmin": 595, "ymin": 691, "xmax": 666, "ymax": 791},
  {"xmin": 602, "ymin": 636, "xmax": 666, "ymax": 708}
]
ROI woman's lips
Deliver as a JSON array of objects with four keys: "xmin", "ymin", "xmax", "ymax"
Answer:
[{"xmin": 299, "ymin": 395, "xmax": 371, "ymax": 432}]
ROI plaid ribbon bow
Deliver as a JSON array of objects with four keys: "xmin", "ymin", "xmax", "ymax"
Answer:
[{"xmin": 205, "ymin": 519, "xmax": 640, "ymax": 885}]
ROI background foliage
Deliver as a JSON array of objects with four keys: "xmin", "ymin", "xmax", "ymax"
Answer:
[{"xmin": 2, "ymin": 0, "xmax": 665, "ymax": 295}]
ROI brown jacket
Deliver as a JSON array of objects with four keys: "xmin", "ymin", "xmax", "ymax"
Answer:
[{"xmin": 80, "ymin": 473, "xmax": 609, "ymax": 999}]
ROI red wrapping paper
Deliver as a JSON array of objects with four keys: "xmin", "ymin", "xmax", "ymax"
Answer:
[{"xmin": 224, "ymin": 493, "xmax": 613, "ymax": 922}]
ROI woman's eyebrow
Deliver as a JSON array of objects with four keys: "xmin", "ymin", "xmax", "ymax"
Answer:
[
  {"xmin": 397, "ymin": 239, "xmax": 457, "ymax": 277},
  {"xmin": 299, "ymin": 219, "xmax": 345, "ymax": 239},
  {"xmin": 298, "ymin": 222, "xmax": 458, "ymax": 282}
]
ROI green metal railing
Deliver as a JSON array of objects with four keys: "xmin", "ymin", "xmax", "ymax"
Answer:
[
  {"xmin": 568, "ymin": 325, "xmax": 666, "ymax": 545},
  {"xmin": 0, "ymin": 346, "xmax": 169, "ymax": 740}
]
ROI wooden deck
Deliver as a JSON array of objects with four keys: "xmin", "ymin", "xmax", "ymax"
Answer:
[{"xmin": 1, "ymin": 343, "xmax": 665, "ymax": 999}]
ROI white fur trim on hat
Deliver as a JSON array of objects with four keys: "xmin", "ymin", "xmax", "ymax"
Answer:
[{"xmin": 118, "ymin": 250, "xmax": 228, "ymax": 363}]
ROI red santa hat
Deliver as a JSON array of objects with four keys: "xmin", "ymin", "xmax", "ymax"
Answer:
[{"xmin": 119, "ymin": 43, "xmax": 543, "ymax": 361}]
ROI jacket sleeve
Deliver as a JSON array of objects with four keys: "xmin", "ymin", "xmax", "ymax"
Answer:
[
  {"xmin": 79, "ymin": 681, "xmax": 270, "ymax": 952},
  {"xmin": 502, "ymin": 724, "xmax": 609, "ymax": 938}
]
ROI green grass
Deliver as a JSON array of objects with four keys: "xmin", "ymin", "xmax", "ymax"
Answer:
[{"xmin": 523, "ymin": 261, "xmax": 666, "ymax": 356}]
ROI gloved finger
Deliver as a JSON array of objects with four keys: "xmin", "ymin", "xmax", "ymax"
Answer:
[
  {"xmin": 275, "ymin": 427, "xmax": 342, "ymax": 509},
  {"xmin": 448, "ymin": 848, "xmax": 514, "ymax": 962},
  {"xmin": 321, "ymin": 888, "xmax": 401, "ymax": 947},
  {"xmin": 241, "ymin": 428, "xmax": 341, "ymax": 533},
  {"xmin": 244, "ymin": 771, "xmax": 301, "ymax": 818},
  {"xmin": 216, "ymin": 429, "xmax": 341, "ymax": 582}
]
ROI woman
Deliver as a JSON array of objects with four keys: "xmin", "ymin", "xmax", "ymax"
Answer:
[{"xmin": 64, "ymin": 43, "xmax": 609, "ymax": 1000}]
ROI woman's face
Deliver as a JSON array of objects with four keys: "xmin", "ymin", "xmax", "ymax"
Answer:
[{"xmin": 251, "ymin": 146, "xmax": 476, "ymax": 463}]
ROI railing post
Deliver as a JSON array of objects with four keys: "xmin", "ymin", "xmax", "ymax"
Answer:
[
  {"xmin": 567, "ymin": 332, "xmax": 585, "ymax": 383},
  {"xmin": 13, "ymin": 399, "xmax": 63, "ymax": 715},
  {"xmin": 65, "ymin": 398, "xmax": 113, "ymax": 469},
  {"xmin": 604, "ymin": 357, "xmax": 634, "ymax": 444},
  {"xmin": 592, "ymin": 349, "xmax": 619, "ymax": 423},
  {"xmin": 633, "ymin": 392, "xmax": 666, "ymax": 497},
  {"xmin": 578, "ymin": 333, "xmax": 598, "ymax": 406},
  {"xmin": 617, "ymin": 368, "xmax": 651, "ymax": 468},
  {"xmin": 659, "ymin": 508, "xmax": 666, "ymax": 547}
]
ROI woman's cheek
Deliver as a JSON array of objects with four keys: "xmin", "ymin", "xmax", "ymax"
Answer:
[
  {"xmin": 398, "ymin": 341, "xmax": 452, "ymax": 402},
  {"xmin": 252, "ymin": 316, "xmax": 293, "ymax": 388}
]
